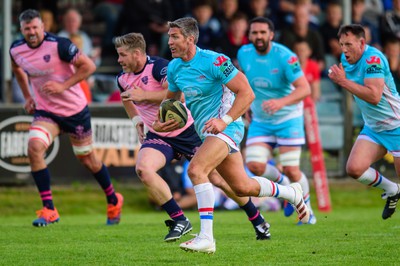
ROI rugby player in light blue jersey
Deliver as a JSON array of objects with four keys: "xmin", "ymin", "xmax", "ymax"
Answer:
[
  {"xmin": 162, "ymin": 17, "xmax": 310, "ymax": 254},
  {"xmin": 329, "ymin": 24, "xmax": 400, "ymax": 220},
  {"xmin": 237, "ymin": 17, "xmax": 316, "ymax": 224}
]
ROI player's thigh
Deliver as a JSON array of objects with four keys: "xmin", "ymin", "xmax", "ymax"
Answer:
[
  {"xmin": 216, "ymin": 152, "xmax": 253, "ymax": 192},
  {"xmin": 347, "ymin": 138, "xmax": 386, "ymax": 172},
  {"xmin": 136, "ymin": 147, "xmax": 167, "ymax": 173},
  {"xmin": 29, "ymin": 120, "xmax": 60, "ymax": 152},
  {"xmin": 189, "ymin": 136, "xmax": 229, "ymax": 177}
]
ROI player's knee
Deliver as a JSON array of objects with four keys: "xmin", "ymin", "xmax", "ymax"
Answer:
[
  {"xmin": 246, "ymin": 162, "xmax": 265, "ymax": 176},
  {"xmin": 28, "ymin": 125, "xmax": 53, "ymax": 154},
  {"xmin": 245, "ymin": 146, "xmax": 270, "ymax": 176},
  {"xmin": 282, "ymin": 166, "xmax": 301, "ymax": 182},
  {"xmin": 27, "ymin": 141, "xmax": 46, "ymax": 158},
  {"xmin": 135, "ymin": 163, "xmax": 155, "ymax": 183},
  {"xmin": 187, "ymin": 162, "xmax": 207, "ymax": 184},
  {"xmin": 346, "ymin": 163, "xmax": 364, "ymax": 179},
  {"xmin": 232, "ymin": 184, "xmax": 251, "ymax": 197}
]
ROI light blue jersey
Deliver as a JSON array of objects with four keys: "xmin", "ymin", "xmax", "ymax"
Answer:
[
  {"xmin": 168, "ymin": 47, "xmax": 244, "ymax": 143},
  {"xmin": 342, "ymin": 45, "xmax": 400, "ymax": 132},
  {"xmin": 237, "ymin": 42, "xmax": 304, "ymax": 124}
]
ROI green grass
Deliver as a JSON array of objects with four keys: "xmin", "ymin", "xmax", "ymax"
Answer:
[{"xmin": 0, "ymin": 180, "xmax": 399, "ymax": 265}]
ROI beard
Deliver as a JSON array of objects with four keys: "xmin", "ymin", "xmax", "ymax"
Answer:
[{"xmin": 253, "ymin": 39, "xmax": 270, "ymax": 54}]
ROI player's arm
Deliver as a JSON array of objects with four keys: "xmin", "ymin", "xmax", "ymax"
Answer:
[
  {"xmin": 11, "ymin": 59, "xmax": 36, "ymax": 113},
  {"xmin": 329, "ymin": 63, "xmax": 383, "ymax": 105},
  {"xmin": 11, "ymin": 59, "xmax": 31, "ymax": 100},
  {"xmin": 41, "ymin": 53, "xmax": 96, "ymax": 95},
  {"xmin": 279, "ymin": 75, "xmax": 311, "ymax": 106},
  {"xmin": 224, "ymin": 71, "xmax": 255, "ymax": 120},
  {"xmin": 122, "ymin": 97, "xmax": 146, "ymax": 143},
  {"xmin": 121, "ymin": 81, "xmax": 168, "ymax": 103},
  {"xmin": 65, "ymin": 53, "xmax": 96, "ymax": 89}
]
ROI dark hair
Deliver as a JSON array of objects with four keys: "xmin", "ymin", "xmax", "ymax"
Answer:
[
  {"xmin": 19, "ymin": 9, "xmax": 41, "ymax": 24},
  {"xmin": 168, "ymin": 17, "xmax": 199, "ymax": 44},
  {"xmin": 337, "ymin": 24, "xmax": 366, "ymax": 39},
  {"xmin": 249, "ymin": 16, "xmax": 275, "ymax": 32}
]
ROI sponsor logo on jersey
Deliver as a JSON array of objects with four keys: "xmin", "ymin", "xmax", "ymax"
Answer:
[
  {"xmin": 68, "ymin": 43, "xmax": 78, "ymax": 55},
  {"xmin": 43, "ymin": 54, "xmax": 51, "ymax": 62},
  {"xmin": 141, "ymin": 76, "xmax": 148, "ymax": 85},
  {"xmin": 213, "ymin": 56, "xmax": 228, "ymax": 66},
  {"xmin": 214, "ymin": 56, "xmax": 235, "ymax": 77},
  {"xmin": 288, "ymin": 56, "xmax": 301, "ymax": 73},
  {"xmin": 366, "ymin": 56, "xmax": 383, "ymax": 74}
]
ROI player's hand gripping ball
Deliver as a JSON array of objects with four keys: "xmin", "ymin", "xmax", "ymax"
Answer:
[{"xmin": 159, "ymin": 99, "xmax": 188, "ymax": 128}]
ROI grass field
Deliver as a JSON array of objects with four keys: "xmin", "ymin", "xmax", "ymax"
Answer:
[{"xmin": 0, "ymin": 179, "xmax": 399, "ymax": 265}]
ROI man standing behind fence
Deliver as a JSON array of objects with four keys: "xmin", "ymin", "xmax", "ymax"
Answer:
[{"xmin": 9, "ymin": 9, "xmax": 123, "ymax": 227}]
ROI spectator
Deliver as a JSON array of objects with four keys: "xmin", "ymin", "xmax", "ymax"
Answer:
[
  {"xmin": 383, "ymin": 37, "xmax": 400, "ymax": 92},
  {"xmin": 380, "ymin": 0, "xmax": 400, "ymax": 41},
  {"xmin": 352, "ymin": 0, "xmax": 382, "ymax": 50},
  {"xmin": 114, "ymin": 0, "xmax": 174, "ymax": 57},
  {"xmin": 216, "ymin": 0, "xmax": 239, "ymax": 33},
  {"xmin": 279, "ymin": 3, "xmax": 325, "ymax": 71},
  {"xmin": 319, "ymin": 1, "xmax": 343, "ymax": 60},
  {"xmin": 215, "ymin": 12, "xmax": 249, "ymax": 67},
  {"xmin": 58, "ymin": 8, "xmax": 101, "ymax": 65},
  {"xmin": 39, "ymin": 9, "xmax": 58, "ymax": 33},
  {"xmin": 190, "ymin": 0, "xmax": 223, "ymax": 50},
  {"xmin": 279, "ymin": 0, "xmax": 322, "ymax": 29},
  {"xmin": 93, "ymin": 0, "xmax": 124, "ymax": 56},
  {"xmin": 293, "ymin": 38, "xmax": 321, "ymax": 102}
]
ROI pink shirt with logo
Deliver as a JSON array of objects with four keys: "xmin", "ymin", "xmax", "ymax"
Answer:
[
  {"xmin": 10, "ymin": 33, "xmax": 87, "ymax": 117},
  {"xmin": 117, "ymin": 56, "xmax": 194, "ymax": 138}
]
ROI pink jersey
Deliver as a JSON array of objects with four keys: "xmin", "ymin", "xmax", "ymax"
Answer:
[
  {"xmin": 117, "ymin": 56, "xmax": 194, "ymax": 137},
  {"xmin": 10, "ymin": 33, "xmax": 87, "ymax": 117}
]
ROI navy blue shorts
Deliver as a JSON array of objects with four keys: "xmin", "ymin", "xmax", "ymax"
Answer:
[
  {"xmin": 141, "ymin": 124, "xmax": 202, "ymax": 162},
  {"xmin": 33, "ymin": 106, "xmax": 92, "ymax": 139}
]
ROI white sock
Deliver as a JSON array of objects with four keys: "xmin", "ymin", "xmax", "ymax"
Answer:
[
  {"xmin": 194, "ymin": 182, "xmax": 215, "ymax": 241},
  {"xmin": 357, "ymin": 167, "xmax": 399, "ymax": 196},
  {"xmin": 262, "ymin": 164, "xmax": 290, "ymax": 185},
  {"xmin": 253, "ymin": 176, "xmax": 295, "ymax": 203},
  {"xmin": 298, "ymin": 172, "xmax": 313, "ymax": 213}
]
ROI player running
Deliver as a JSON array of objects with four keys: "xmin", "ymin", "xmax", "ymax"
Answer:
[
  {"xmin": 162, "ymin": 17, "xmax": 309, "ymax": 253},
  {"xmin": 237, "ymin": 17, "xmax": 316, "ymax": 224},
  {"xmin": 329, "ymin": 24, "xmax": 400, "ymax": 219},
  {"xmin": 115, "ymin": 32, "xmax": 271, "ymax": 242},
  {"xmin": 10, "ymin": 9, "xmax": 123, "ymax": 227}
]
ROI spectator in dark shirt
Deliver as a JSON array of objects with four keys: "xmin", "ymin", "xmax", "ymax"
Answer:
[
  {"xmin": 380, "ymin": 0, "xmax": 400, "ymax": 41},
  {"xmin": 215, "ymin": 12, "xmax": 249, "ymax": 67},
  {"xmin": 319, "ymin": 1, "xmax": 342, "ymax": 59},
  {"xmin": 279, "ymin": 3, "xmax": 325, "ymax": 71}
]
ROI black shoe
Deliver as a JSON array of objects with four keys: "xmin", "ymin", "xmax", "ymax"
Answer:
[
  {"xmin": 254, "ymin": 222, "xmax": 271, "ymax": 240},
  {"xmin": 382, "ymin": 192, "xmax": 400, "ymax": 220},
  {"xmin": 164, "ymin": 219, "xmax": 192, "ymax": 242}
]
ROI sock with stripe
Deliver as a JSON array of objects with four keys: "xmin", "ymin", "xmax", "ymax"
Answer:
[
  {"xmin": 263, "ymin": 164, "xmax": 290, "ymax": 185},
  {"xmin": 357, "ymin": 167, "xmax": 399, "ymax": 196},
  {"xmin": 298, "ymin": 172, "xmax": 313, "ymax": 213},
  {"xmin": 93, "ymin": 164, "xmax": 118, "ymax": 205},
  {"xmin": 161, "ymin": 198, "xmax": 187, "ymax": 221},
  {"xmin": 32, "ymin": 168, "xmax": 54, "ymax": 210},
  {"xmin": 194, "ymin": 182, "xmax": 215, "ymax": 241},
  {"xmin": 253, "ymin": 176, "xmax": 296, "ymax": 202},
  {"xmin": 240, "ymin": 198, "xmax": 265, "ymax": 227}
]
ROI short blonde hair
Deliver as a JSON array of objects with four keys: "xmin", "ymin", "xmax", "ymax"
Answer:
[{"xmin": 114, "ymin": 32, "xmax": 146, "ymax": 52}]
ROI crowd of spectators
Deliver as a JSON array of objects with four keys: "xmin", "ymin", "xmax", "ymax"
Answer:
[{"xmin": 8, "ymin": 0, "xmax": 400, "ymax": 100}]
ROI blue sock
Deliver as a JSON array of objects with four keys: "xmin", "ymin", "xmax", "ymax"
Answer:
[
  {"xmin": 32, "ymin": 168, "xmax": 54, "ymax": 210},
  {"xmin": 93, "ymin": 164, "xmax": 117, "ymax": 204},
  {"xmin": 161, "ymin": 198, "xmax": 186, "ymax": 221},
  {"xmin": 240, "ymin": 198, "xmax": 264, "ymax": 227}
]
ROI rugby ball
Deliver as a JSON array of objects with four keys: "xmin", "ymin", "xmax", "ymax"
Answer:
[{"xmin": 159, "ymin": 99, "xmax": 188, "ymax": 128}]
